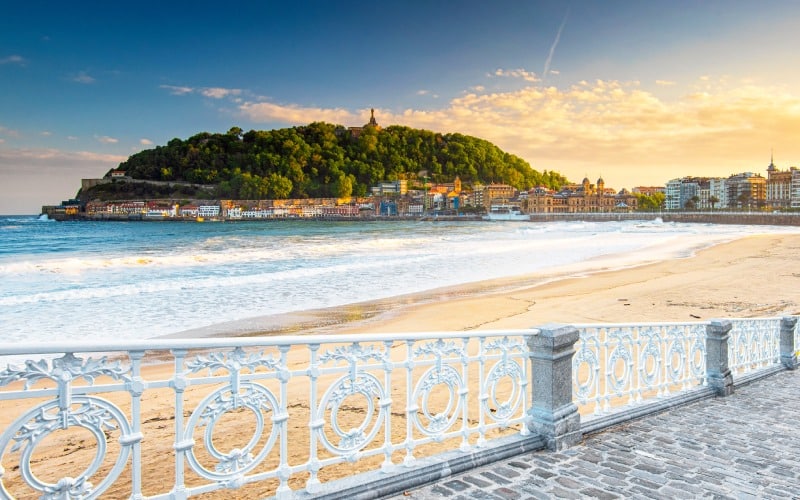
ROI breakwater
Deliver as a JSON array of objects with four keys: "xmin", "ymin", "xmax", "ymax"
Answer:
[{"xmin": 528, "ymin": 211, "xmax": 800, "ymax": 226}]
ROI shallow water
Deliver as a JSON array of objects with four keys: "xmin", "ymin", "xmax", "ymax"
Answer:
[{"xmin": 1, "ymin": 215, "xmax": 797, "ymax": 343}]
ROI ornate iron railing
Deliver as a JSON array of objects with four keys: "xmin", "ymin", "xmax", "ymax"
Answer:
[
  {"xmin": 727, "ymin": 318, "xmax": 782, "ymax": 375},
  {"xmin": 571, "ymin": 322, "xmax": 708, "ymax": 415},
  {"xmin": 0, "ymin": 317, "xmax": 796, "ymax": 499},
  {"xmin": 0, "ymin": 331, "xmax": 531, "ymax": 499}
]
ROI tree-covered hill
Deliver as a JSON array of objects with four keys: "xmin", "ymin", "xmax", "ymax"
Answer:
[{"xmin": 108, "ymin": 122, "xmax": 567, "ymax": 200}]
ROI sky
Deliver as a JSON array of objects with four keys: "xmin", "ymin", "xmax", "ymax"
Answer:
[{"xmin": 2, "ymin": 1, "xmax": 800, "ymax": 214}]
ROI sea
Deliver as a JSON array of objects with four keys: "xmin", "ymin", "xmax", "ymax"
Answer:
[{"xmin": 2, "ymin": 215, "xmax": 799, "ymax": 345}]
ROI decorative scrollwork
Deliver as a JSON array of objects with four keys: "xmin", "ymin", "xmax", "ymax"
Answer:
[
  {"xmin": 606, "ymin": 329, "xmax": 634, "ymax": 395},
  {"xmin": 186, "ymin": 347, "xmax": 281, "ymax": 376},
  {"xmin": 184, "ymin": 383, "xmax": 280, "ymax": 481},
  {"xmin": 317, "ymin": 372, "xmax": 386, "ymax": 456},
  {"xmin": 0, "ymin": 396, "xmax": 133, "ymax": 499},
  {"xmin": 482, "ymin": 359, "xmax": 523, "ymax": 422},
  {"xmin": 0, "ymin": 354, "xmax": 133, "ymax": 498},
  {"xmin": 412, "ymin": 365, "xmax": 462, "ymax": 435},
  {"xmin": 0, "ymin": 353, "xmax": 130, "ymax": 390},
  {"xmin": 638, "ymin": 329, "xmax": 662, "ymax": 389}
]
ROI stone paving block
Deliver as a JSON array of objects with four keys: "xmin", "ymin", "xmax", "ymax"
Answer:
[
  {"xmin": 548, "ymin": 486, "xmax": 584, "ymax": 499},
  {"xmin": 600, "ymin": 460, "xmax": 631, "ymax": 473},
  {"xmin": 463, "ymin": 475, "xmax": 493, "ymax": 488},
  {"xmin": 529, "ymin": 468, "xmax": 557, "ymax": 479},
  {"xmin": 514, "ymin": 485, "xmax": 550, "ymax": 500},
  {"xmin": 428, "ymin": 485, "xmax": 457, "ymax": 497},
  {"xmin": 479, "ymin": 471, "xmax": 511, "ymax": 485},
  {"xmin": 578, "ymin": 487, "xmax": 621, "ymax": 499},
  {"xmin": 505, "ymin": 461, "xmax": 531, "ymax": 470},
  {"xmin": 597, "ymin": 467, "xmax": 629, "ymax": 481},
  {"xmin": 554, "ymin": 475, "xmax": 584, "ymax": 490},
  {"xmin": 630, "ymin": 476, "xmax": 663, "ymax": 490},
  {"xmin": 491, "ymin": 487, "xmax": 521, "ymax": 499},
  {"xmin": 442, "ymin": 480, "xmax": 471, "ymax": 492},
  {"xmin": 492, "ymin": 465, "xmax": 521, "ymax": 479}
]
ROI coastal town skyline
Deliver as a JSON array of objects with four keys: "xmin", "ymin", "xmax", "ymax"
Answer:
[{"xmin": 3, "ymin": 1, "xmax": 800, "ymax": 214}]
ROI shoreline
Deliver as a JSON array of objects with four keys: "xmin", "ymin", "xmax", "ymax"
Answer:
[{"xmin": 165, "ymin": 232, "xmax": 800, "ymax": 340}]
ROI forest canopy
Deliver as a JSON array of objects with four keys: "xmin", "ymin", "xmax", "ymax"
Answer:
[{"xmin": 112, "ymin": 122, "xmax": 568, "ymax": 200}]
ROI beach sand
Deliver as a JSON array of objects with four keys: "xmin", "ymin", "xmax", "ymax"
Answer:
[{"xmin": 3, "ymin": 232, "xmax": 799, "ymax": 498}]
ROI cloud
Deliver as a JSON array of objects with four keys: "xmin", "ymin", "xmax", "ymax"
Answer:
[
  {"xmin": 67, "ymin": 136, "xmax": 78, "ymax": 141},
  {"xmin": 0, "ymin": 55, "xmax": 25, "ymax": 65},
  {"xmin": 237, "ymin": 75, "xmax": 800, "ymax": 187},
  {"xmin": 95, "ymin": 135, "xmax": 118, "ymax": 144},
  {"xmin": 41, "ymin": 131, "xmax": 52, "ymax": 136},
  {"xmin": 0, "ymin": 126, "xmax": 20, "ymax": 138},
  {"xmin": 0, "ymin": 147, "xmax": 127, "ymax": 214},
  {"xmin": 200, "ymin": 87, "xmax": 242, "ymax": 99},
  {"xmin": 656, "ymin": 80, "xmax": 677, "ymax": 86},
  {"xmin": 0, "ymin": 138, "xmax": 4, "ymax": 144},
  {"xmin": 161, "ymin": 84, "xmax": 242, "ymax": 99},
  {"xmin": 161, "ymin": 84, "xmax": 194, "ymax": 95},
  {"xmin": 493, "ymin": 68, "xmax": 540, "ymax": 82},
  {"xmin": 239, "ymin": 102, "xmax": 359, "ymax": 125},
  {"xmin": 140, "ymin": 138, "xmax": 153, "ymax": 145},
  {"xmin": 72, "ymin": 71, "xmax": 95, "ymax": 84}
]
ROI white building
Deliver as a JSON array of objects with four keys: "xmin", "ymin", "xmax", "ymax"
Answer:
[{"xmin": 198, "ymin": 205, "xmax": 220, "ymax": 217}]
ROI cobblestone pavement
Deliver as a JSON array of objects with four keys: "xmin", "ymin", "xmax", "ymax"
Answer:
[{"xmin": 394, "ymin": 369, "xmax": 800, "ymax": 499}]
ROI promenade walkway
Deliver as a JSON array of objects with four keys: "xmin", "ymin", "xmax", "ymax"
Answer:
[{"xmin": 395, "ymin": 368, "xmax": 800, "ymax": 499}]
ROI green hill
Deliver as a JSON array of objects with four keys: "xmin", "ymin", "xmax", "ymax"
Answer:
[{"xmin": 93, "ymin": 122, "xmax": 567, "ymax": 200}]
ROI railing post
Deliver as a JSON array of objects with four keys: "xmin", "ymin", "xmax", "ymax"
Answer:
[
  {"xmin": 780, "ymin": 316, "xmax": 798, "ymax": 370},
  {"xmin": 527, "ymin": 324, "xmax": 581, "ymax": 450},
  {"xmin": 706, "ymin": 320, "xmax": 734, "ymax": 396}
]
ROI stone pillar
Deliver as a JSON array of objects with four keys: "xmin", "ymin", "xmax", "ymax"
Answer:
[
  {"xmin": 706, "ymin": 320, "xmax": 734, "ymax": 396},
  {"xmin": 780, "ymin": 316, "xmax": 798, "ymax": 370},
  {"xmin": 527, "ymin": 324, "xmax": 581, "ymax": 450}
]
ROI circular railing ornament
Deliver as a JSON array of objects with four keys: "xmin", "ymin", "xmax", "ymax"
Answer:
[
  {"xmin": 183, "ymin": 383, "xmax": 280, "ymax": 481},
  {"xmin": 412, "ymin": 365, "xmax": 463, "ymax": 435},
  {"xmin": 482, "ymin": 359, "xmax": 523, "ymax": 421},
  {"xmin": 317, "ymin": 372, "xmax": 386, "ymax": 456},
  {"xmin": 0, "ymin": 396, "xmax": 133, "ymax": 499}
]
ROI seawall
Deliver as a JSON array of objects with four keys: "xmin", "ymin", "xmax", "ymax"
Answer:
[{"xmin": 528, "ymin": 212, "xmax": 800, "ymax": 226}]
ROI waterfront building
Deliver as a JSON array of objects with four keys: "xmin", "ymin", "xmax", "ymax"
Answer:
[
  {"xmin": 665, "ymin": 179, "xmax": 682, "ymax": 210},
  {"xmin": 632, "ymin": 186, "xmax": 665, "ymax": 196},
  {"xmin": 526, "ymin": 177, "xmax": 637, "ymax": 213},
  {"xmin": 482, "ymin": 183, "xmax": 517, "ymax": 212},
  {"xmin": 709, "ymin": 178, "xmax": 727, "ymax": 209},
  {"xmin": 766, "ymin": 155, "xmax": 796, "ymax": 209},
  {"xmin": 792, "ymin": 169, "xmax": 800, "ymax": 209},
  {"xmin": 726, "ymin": 172, "xmax": 766, "ymax": 209},
  {"xmin": 197, "ymin": 205, "xmax": 220, "ymax": 217},
  {"xmin": 371, "ymin": 180, "xmax": 408, "ymax": 196},
  {"xmin": 180, "ymin": 205, "xmax": 199, "ymax": 217}
]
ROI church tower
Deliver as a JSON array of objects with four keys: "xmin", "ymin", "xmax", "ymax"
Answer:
[
  {"xmin": 366, "ymin": 108, "xmax": 380, "ymax": 129},
  {"xmin": 767, "ymin": 150, "xmax": 777, "ymax": 177}
]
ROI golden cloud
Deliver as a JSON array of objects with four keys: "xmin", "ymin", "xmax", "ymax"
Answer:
[{"xmin": 237, "ymin": 76, "xmax": 800, "ymax": 186}]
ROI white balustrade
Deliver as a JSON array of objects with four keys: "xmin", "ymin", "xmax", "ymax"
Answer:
[
  {"xmin": 0, "ymin": 331, "xmax": 531, "ymax": 499},
  {"xmin": 727, "ymin": 318, "xmax": 782, "ymax": 375},
  {"xmin": 572, "ymin": 322, "xmax": 707, "ymax": 415},
  {"xmin": 0, "ymin": 317, "xmax": 794, "ymax": 499}
]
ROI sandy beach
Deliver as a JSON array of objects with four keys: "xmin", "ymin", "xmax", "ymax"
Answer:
[
  {"xmin": 280, "ymin": 232, "xmax": 800, "ymax": 335},
  {"xmin": 2, "ymin": 232, "xmax": 799, "ymax": 498}
]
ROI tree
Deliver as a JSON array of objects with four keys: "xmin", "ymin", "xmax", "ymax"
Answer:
[{"xmin": 709, "ymin": 195, "xmax": 719, "ymax": 210}]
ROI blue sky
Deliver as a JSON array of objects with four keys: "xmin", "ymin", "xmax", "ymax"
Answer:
[{"xmin": 2, "ymin": 1, "xmax": 800, "ymax": 214}]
